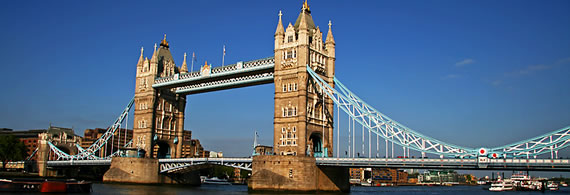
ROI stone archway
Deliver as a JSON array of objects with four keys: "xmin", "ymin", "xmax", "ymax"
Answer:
[
  {"xmin": 309, "ymin": 133, "xmax": 323, "ymax": 157},
  {"xmin": 156, "ymin": 141, "xmax": 171, "ymax": 158}
]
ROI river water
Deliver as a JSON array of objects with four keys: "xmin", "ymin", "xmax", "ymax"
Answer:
[
  {"xmin": 4, "ymin": 183, "xmax": 569, "ymax": 194},
  {"xmin": 88, "ymin": 183, "xmax": 570, "ymax": 195}
]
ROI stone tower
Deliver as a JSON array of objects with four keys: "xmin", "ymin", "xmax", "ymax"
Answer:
[
  {"xmin": 273, "ymin": 1, "xmax": 336, "ymax": 157},
  {"xmin": 133, "ymin": 35, "xmax": 186, "ymax": 158}
]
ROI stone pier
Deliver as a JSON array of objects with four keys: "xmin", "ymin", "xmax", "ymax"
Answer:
[
  {"xmin": 103, "ymin": 157, "xmax": 200, "ymax": 185},
  {"xmin": 248, "ymin": 155, "xmax": 349, "ymax": 192}
]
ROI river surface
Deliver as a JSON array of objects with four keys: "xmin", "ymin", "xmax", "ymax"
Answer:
[
  {"xmin": 5, "ymin": 183, "xmax": 570, "ymax": 194},
  {"xmin": 90, "ymin": 183, "xmax": 568, "ymax": 195}
]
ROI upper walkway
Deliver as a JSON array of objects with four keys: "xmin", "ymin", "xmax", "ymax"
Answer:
[{"xmin": 152, "ymin": 57, "xmax": 274, "ymax": 94}]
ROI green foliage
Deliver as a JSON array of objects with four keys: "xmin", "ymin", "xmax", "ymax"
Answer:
[{"xmin": 0, "ymin": 135, "xmax": 28, "ymax": 169}]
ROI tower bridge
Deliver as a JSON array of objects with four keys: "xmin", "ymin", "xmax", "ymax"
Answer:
[{"xmin": 35, "ymin": 1, "xmax": 570, "ymax": 193}]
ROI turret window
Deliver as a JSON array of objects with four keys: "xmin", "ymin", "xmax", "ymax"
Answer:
[{"xmin": 288, "ymin": 36, "xmax": 293, "ymax": 43}]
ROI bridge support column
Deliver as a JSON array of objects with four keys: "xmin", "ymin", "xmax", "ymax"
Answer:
[
  {"xmin": 103, "ymin": 157, "xmax": 159, "ymax": 183},
  {"xmin": 103, "ymin": 157, "xmax": 200, "ymax": 185},
  {"xmin": 249, "ymin": 155, "xmax": 349, "ymax": 193},
  {"xmin": 37, "ymin": 138, "xmax": 57, "ymax": 177}
]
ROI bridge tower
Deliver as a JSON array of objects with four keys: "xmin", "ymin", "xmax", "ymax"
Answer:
[
  {"xmin": 273, "ymin": 1, "xmax": 335, "ymax": 157},
  {"xmin": 133, "ymin": 36, "xmax": 186, "ymax": 158},
  {"xmin": 250, "ymin": 2, "xmax": 348, "ymax": 192}
]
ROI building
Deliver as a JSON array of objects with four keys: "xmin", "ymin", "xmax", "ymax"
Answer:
[
  {"xmin": 1, "ymin": 128, "xmax": 42, "ymax": 161},
  {"xmin": 190, "ymin": 139, "xmax": 205, "ymax": 157},
  {"xmin": 81, "ymin": 128, "xmax": 134, "ymax": 158},
  {"xmin": 254, "ymin": 145, "xmax": 274, "ymax": 156},
  {"xmin": 209, "ymin": 151, "xmax": 223, "ymax": 158},
  {"xmin": 371, "ymin": 168, "xmax": 408, "ymax": 184},
  {"xmin": 0, "ymin": 126, "xmax": 81, "ymax": 161},
  {"xmin": 349, "ymin": 168, "xmax": 372, "ymax": 184},
  {"xmin": 418, "ymin": 170, "xmax": 460, "ymax": 184}
]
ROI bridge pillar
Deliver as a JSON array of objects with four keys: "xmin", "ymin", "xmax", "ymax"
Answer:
[
  {"xmin": 249, "ymin": 156, "xmax": 349, "ymax": 192},
  {"xmin": 103, "ymin": 157, "xmax": 159, "ymax": 183},
  {"xmin": 37, "ymin": 134, "xmax": 57, "ymax": 177},
  {"xmin": 103, "ymin": 157, "xmax": 200, "ymax": 185}
]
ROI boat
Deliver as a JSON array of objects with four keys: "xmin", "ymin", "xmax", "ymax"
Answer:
[
  {"xmin": 547, "ymin": 181, "xmax": 559, "ymax": 191},
  {"xmin": 489, "ymin": 179, "xmax": 514, "ymax": 192},
  {"xmin": 200, "ymin": 176, "xmax": 231, "ymax": 185},
  {"xmin": 0, "ymin": 178, "xmax": 91, "ymax": 193}
]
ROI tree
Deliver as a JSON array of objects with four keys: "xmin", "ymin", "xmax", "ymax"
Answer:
[{"xmin": 0, "ymin": 135, "xmax": 27, "ymax": 170}]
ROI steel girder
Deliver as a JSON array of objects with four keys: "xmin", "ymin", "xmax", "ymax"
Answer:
[
  {"xmin": 47, "ymin": 97, "xmax": 134, "ymax": 160},
  {"xmin": 489, "ymin": 126, "xmax": 570, "ymax": 158},
  {"xmin": 159, "ymin": 158, "xmax": 253, "ymax": 173},
  {"xmin": 307, "ymin": 65, "xmax": 476, "ymax": 158},
  {"xmin": 307, "ymin": 65, "xmax": 570, "ymax": 159}
]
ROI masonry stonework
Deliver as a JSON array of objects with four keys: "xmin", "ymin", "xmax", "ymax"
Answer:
[
  {"xmin": 248, "ymin": 155, "xmax": 349, "ymax": 192},
  {"xmin": 273, "ymin": 0, "xmax": 335, "ymax": 158},
  {"xmin": 133, "ymin": 37, "xmax": 187, "ymax": 158}
]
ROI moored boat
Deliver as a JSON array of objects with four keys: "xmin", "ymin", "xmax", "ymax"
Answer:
[
  {"xmin": 0, "ymin": 178, "xmax": 91, "ymax": 193},
  {"xmin": 489, "ymin": 179, "xmax": 514, "ymax": 192},
  {"xmin": 201, "ymin": 176, "xmax": 232, "ymax": 185},
  {"xmin": 547, "ymin": 181, "xmax": 559, "ymax": 191}
]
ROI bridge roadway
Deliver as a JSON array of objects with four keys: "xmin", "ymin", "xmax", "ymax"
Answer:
[{"xmin": 46, "ymin": 157, "xmax": 570, "ymax": 172}]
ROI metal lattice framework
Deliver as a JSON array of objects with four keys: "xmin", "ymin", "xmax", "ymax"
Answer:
[
  {"xmin": 306, "ymin": 65, "xmax": 570, "ymax": 158},
  {"xmin": 47, "ymin": 97, "xmax": 134, "ymax": 160},
  {"xmin": 159, "ymin": 158, "xmax": 252, "ymax": 173}
]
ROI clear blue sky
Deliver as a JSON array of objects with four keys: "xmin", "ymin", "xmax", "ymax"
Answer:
[{"xmin": 1, "ymin": 0, "xmax": 569, "ymax": 163}]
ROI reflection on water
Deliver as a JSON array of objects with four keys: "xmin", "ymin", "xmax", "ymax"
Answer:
[{"xmin": 8, "ymin": 183, "xmax": 561, "ymax": 195}]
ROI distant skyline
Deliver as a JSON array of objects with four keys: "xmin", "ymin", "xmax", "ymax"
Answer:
[{"xmin": 1, "ymin": 0, "xmax": 569, "ymax": 164}]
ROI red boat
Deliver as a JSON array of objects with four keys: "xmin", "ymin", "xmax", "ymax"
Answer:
[{"xmin": 0, "ymin": 178, "xmax": 91, "ymax": 193}]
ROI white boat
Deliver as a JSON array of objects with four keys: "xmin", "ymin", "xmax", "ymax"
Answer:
[
  {"xmin": 489, "ymin": 179, "xmax": 514, "ymax": 192},
  {"xmin": 200, "ymin": 176, "xmax": 232, "ymax": 185},
  {"xmin": 547, "ymin": 181, "xmax": 559, "ymax": 191},
  {"xmin": 560, "ymin": 181, "xmax": 568, "ymax": 187}
]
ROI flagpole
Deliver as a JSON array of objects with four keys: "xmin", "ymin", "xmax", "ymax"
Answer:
[
  {"xmin": 191, "ymin": 52, "xmax": 195, "ymax": 72},
  {"xmin": 222, "ymin": 45, "xmax": 226, "ymax": 66}
]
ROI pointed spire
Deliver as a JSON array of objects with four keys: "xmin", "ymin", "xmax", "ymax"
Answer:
[
  {"xmin": 275, "ymin": 10, "xmax": 284, "ymax": 36},
  {"xmin": 326, "ymin": 20, "xmax": 335, "ymax": 44},
  {"xmin": 180, "ymin": 52, "xmax": 188, "ymax": 73},
  {"xmin": 298, "ymin": 11, "xmax": 308, "ymax": 30},
  {"xmin": 160, "ymin": 34, "xmax": 169, "ymax": 48},
  {"xmin": 150, "ymin": 43, "xmax": 158, "ymax": 63},
  {"xmin": 302, "ymin": 0, "xmax": 310, "ymax": 13},
  {"xmin": 137, "ymin": 46, "xmax": 144, "ymax": 66},
  {"xmin": 294, "ymin": 0, "xmax": 315, "ymax": 31}
]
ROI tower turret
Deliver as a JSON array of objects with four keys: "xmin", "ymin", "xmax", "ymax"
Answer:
[
  {"xmin": 325, "ymin": 20, "xmax": 335, "ymax": 58},
  {"xmin": 275, "ymin": 10, "xmax": 285, "ymax": 50},
  {"xmin": 180, "ymin": 52, "xmax": 188, "ymax": 73},
  {"xmin": 137, "ymin": 47, "xmax": 144, "ymax": 66}
]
